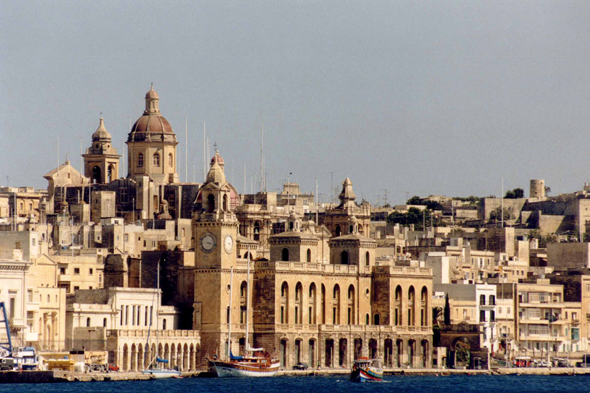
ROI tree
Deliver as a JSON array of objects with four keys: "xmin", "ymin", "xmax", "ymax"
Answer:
[
  {"xmin": 504, "ymin": 188, "xmax": 525, "ymax": 199},
  {"xmin": 432, "ymin": 306, "xmax": 443, "ymax": 326},
  {"xmin": 407, "ymin": 196, "xmax": 422, "ymax": 205},
  {"xmin": 490, "ymin": 207, "xmax": 510, "ymax": 222},
  {"xmin": 444, "ymin": 293, "xmax": 451, "ymax": 325},
  {"xmin": 387, "ymin": 208, "xmax": 442, "ymax": 231}
]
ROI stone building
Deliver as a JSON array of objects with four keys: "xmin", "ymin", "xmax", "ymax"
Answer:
[
  {"xmin": 66, "ymin": 287, "xmax": 200, "ymax": 371},
  {"xmin": 193, "ymin": 157, "xmax": 434, "ymax": 369}
]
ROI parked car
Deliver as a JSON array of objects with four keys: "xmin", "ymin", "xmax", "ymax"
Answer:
[
  {"xmin": 108, "ymin": 363, "xmax": 119, "ymax": 372},
  {"xmin": 293, "ymin": 362, "xmax": 308, "ymax": 370}
]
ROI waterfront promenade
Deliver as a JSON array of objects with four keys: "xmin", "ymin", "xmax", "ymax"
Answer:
[{"xmin": 1, "ymin": 366, "xmax": 588, "ymax": 383}]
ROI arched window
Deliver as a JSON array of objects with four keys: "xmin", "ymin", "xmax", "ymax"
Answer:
[
  {"xmin": 107, "ymin": 165, "xmax": 114, "ymax": 183},
  {"xmin": 86, "ymin": 317, "xmax": 91, "ymax": 327},
  {"xmin": 207, "ymin": 194, "xmax": 215, "ymax": 213},
  {"xmin": 395, "ymin": 285, "xmax": 403, "ymax": 326},
  {"xmin": 341, "ymin": 250, "xmax": 349, "ymax": 265},
  {"xmin": 480, "ymin": 294, "xmax": 486, "ymax": 305},
  {"xmin": 153, "ymin": 153, "xmax": 160, "ymax": 166},
  {"xmin": 254, "ymin": 221, "xmax": 261, "ymax": 241},
  {"xmin": 138, "ymin": 153, "xmax": 144, "ymax": 167},
  {"xmin": 408, "ymin": 287, "xmax": 415, "ymax": 326},
  {"xmin": 92, "ymin": 166, "xmax": 101, "ymax": 184},
  {"xmin": 335, "ymin": 225, "xmax": 341, "ymax": 237},
  {"xmin": 306, "ymin": 248, "xmax": 311, "ymax": 262},
  {"xmin": 366, "ymin": 314, "xmax": 370, "ymax": 325},
  {"xmin": 168, "ymin": 153, "xmax": 173, "ymax": 167},
  {"xmin": 282, "ymin": 248, "xmax": 289, "ymax": 261},
  {"xmin": 421, "ymin": 287, "xmax": 428, "ymax": 326},
  {"xmin": 223, "ymin": 194, "xmax": 228, "ymax": 211},
  {"xmin": 365, "ymin": 251, "xmax": 370, "ymax": 266}
]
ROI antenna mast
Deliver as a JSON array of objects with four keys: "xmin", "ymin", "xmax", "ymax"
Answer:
[
  {"xmin": 185, "ymin": 116, "xmax": 188, "ymax": 183},
  {"xmin": 260, "ymin": 124, "xmax": 265, "ymax": 192}
]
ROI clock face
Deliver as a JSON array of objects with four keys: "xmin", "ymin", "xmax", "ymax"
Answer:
[
  {"xmin": 224, "ymin": 234, "xmax": 234, "ymax": 254},
  {"xmin": 200, "ymin": 233, "xmax": 216, "ymax": 252}
]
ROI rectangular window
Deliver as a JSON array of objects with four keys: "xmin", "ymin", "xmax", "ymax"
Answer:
[
  {"xmin": 145, "ymin": 307, "xmax": 149, "ymax": 326},
  {"xmin": 132, "ymin": 306, "xmax": 136, "ymax": 325},
  {"xmin": 309, "ymin": 307, "xmax": 312, "ymax": 324},
  {"xmin": 9, "ymin": 298, "xmax": 15, "ymax": 319},
  {"xmin": 74, "ymin": 286, "xmax": 80, "ymax": 291},
  {"xmin": 27, "ymin": 289, "xmax": 33, "ymax": 303},
  {"xmin": 60, "ymin": 267, "xmax": 66, "ymax": 275},
  {"xmin": 121, "ymin": 306, "xmax": 124, "ymax": 326},
  {"xmin": 89, "ymin": 268, "xmax": 93, "ymax": 275},
  {"xmin": 74, "ymin": 268, "xmax": 80, "ymax": 275},
  {"xmin": 348, "ymin": 308, "xmax": 352, "ymax": 325},
  {"xmin": 281, "ymin": 307, "xmax": 285, "ymax": 324},
  {"xmin": 295, "ymin": 307, "xmax": 299, "ymax": 324}
]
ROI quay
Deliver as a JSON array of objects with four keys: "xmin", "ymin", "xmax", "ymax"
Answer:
[{"xmin": 2, "ymin": 367, "xmax": 590, "ymax": 383}]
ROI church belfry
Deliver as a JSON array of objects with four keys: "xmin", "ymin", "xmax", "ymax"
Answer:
[{"xmin": 83, "ymin": 117, "xmax": 121, "ymax": 184}]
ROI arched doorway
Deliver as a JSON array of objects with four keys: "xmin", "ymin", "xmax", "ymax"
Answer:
[
  {"xmin": 92, "ymin": 166, "xmax": 101, "ymax": 184},
  {"xmin": 369, "ymin": 339, "xmax": 378, "ymax": 359},
  {"xmin": 354, "ymin": 338, "xmax": 363, "ymax": 359},
  {"xmin": 280, "ymin": 339, "xmax": 288, "ymax": 368},
  {"xmin": 339, "ymin": 338, "xmax": 347, "ymax": 367},
  {"xmin": 452, "ymin": 337, "xmax": 471, "ymax": 369},
  {"xmin": 421, "ymin": 340, "xmax": 429, "ymax": 368}
]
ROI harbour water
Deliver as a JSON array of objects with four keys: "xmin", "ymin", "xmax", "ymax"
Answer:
[{"xmin": 0, "ymin": 374, "xmax": 589, "ymax": 393}]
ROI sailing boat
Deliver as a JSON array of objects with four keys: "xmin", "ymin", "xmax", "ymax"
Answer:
[
  {"xmin": 208, "ymin": 253, "xmax": 280, "ymax": 377},
  {"xmin": 142, "ymin": 257, "xmax": 182, "ymax": 379}
]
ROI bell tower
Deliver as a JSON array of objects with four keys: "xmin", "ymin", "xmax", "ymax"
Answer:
[
  {"xmin": 193, "ymin": 149, "xmax": 242, "ymax": 361},
  {"xmin": 83, "ymin": 117, "xmax": 121, "ymax": 184}
]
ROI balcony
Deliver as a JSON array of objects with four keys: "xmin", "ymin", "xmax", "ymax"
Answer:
[{"xmin": 59, "ymin": 274, "xmax": 72, "ymax": 283}]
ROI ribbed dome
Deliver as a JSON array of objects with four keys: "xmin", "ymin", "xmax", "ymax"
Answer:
[
  {"xmin": 92, "ymin": 118, "xmax": 112, "ymax": 142},
  {"xmin": 127, "ymin": 86, "xmax": 176, "ymax": 143},
  {"xmin": 145, "ymin": 86, "xmax": 159, "ymax": 99}
]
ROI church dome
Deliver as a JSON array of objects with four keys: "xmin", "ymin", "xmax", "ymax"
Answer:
[
  {"xmin": 127, "ymin": 86, "xmax": 176, "ymax": 143},
  {"xmin": 92, "ymin": 117, "xmax": 112, "ymax": 142}
]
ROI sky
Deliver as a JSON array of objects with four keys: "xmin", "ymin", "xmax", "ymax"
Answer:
[{"xmin": 2, "ymin": 1, "xmax": 590, "ymax": 205}]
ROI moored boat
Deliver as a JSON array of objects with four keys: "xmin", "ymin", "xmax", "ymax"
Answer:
[
  {"xmin": 350, "ymin": 358, "xmax": 383, "ymax": 382},
  {"xmin": 208, "ymin": 350, "xmax": 280, "ymax": 377},
  {"xmin": 142, "ymin": 357, "xmax": 182, "ymax": 379},
  {"xmin": 208, "ymin": 254, "xmax": 280, "ymax": 377}
]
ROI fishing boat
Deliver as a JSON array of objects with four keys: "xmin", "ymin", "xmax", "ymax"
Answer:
[
  {"xmin": 350, "ymin": 358, "xmax": 383, "ymax": 382},
  {"xmin": 141, "ymin": 258, "xmax": 182, "ymax": 379},
  {"xmin": 207, "ymin": 254, "xmax": 280, "ymax": 377}
]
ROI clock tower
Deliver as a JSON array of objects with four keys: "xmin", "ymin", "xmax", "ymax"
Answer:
[
  {"xmin": 193, "ymin": 149, "xmax": 242, "ymax": 361},
  {"xmin": 193, "ymin": 149, "xmax": 239, "ymax": 269}
]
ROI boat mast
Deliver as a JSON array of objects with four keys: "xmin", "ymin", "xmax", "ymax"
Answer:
[
  {"xmin": 227, "ymin": 267, "xmax": 233, "ymax": 358},
  {"xmin": 245, "ymin": 248, "xmax": 250, "ymax": 352}
]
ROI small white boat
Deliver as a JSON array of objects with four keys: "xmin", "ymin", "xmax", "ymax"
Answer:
[{"xmin": 142, "ymin": 357, "xmax": 182, "ymax": 379}]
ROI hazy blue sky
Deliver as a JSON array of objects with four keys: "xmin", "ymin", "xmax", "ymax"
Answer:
[{"xmin": 2, "ymin": 1, "xmax": 590, "ymax": 205}]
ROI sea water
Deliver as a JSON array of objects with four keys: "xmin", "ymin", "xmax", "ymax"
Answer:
[{"xmin": 0, "ymin": 374, "xmax": 589, "ymax": 393}]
